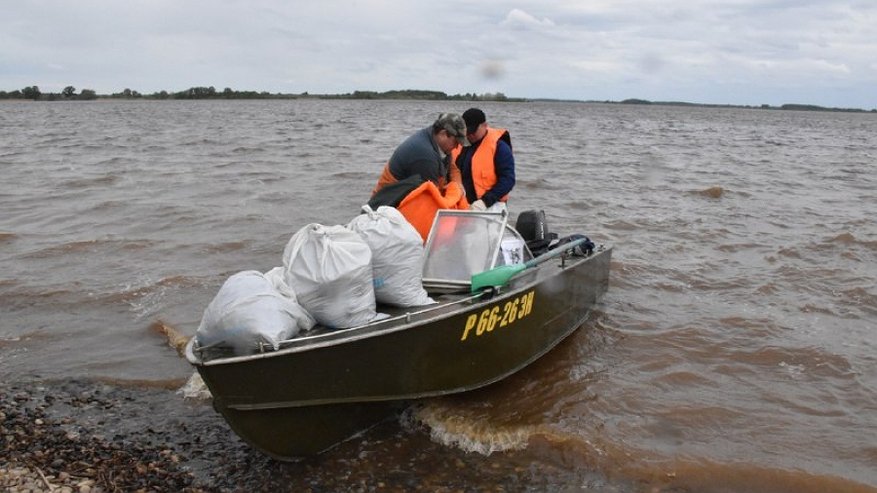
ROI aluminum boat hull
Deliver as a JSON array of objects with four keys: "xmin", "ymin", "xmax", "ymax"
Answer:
[{"xmin": 186, "ymin": 246, "xmax": 611, "ymax": 459}]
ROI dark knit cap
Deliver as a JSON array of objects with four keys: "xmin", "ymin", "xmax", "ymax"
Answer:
[{"xmin": 462, "ymin": 108, "xmax": 486, "ymax": 134}]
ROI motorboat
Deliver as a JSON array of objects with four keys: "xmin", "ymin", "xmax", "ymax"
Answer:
[{"xmin": 185, "ymin": 209, "xmax": 611, "ymax": 460}]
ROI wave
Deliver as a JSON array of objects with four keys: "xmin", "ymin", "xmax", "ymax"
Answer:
[
  {"xmin": 776, "ymin": 246, "xmax": 803, "ymax": 259},
  {"xmin": 0, "ymin": 286, "xmax": 81, "ymax": 304},
  {"xmin": 756, "ymin": 282, "xmax": 780, "ymax": 295},
  {"xmin": 717, "ymin": 316, "xmax": 776, "ymax": 331},
  {"xmin": 88, "ymin": 199, "xmax": 127, "ymax": 213},
  {"xmin": 715, "ymin": 241, "xmax": 764, "ymax": 252},
  {"xmin": 198, "ymin": 240, "xmax": 251, "ymax": 254},
  {"xmin": 559, "ymin": 200, "xmax": 592, "ymax": 211},
  {"xmin": 101, "ymin": 275, "xmax": 208, "ymax": 304},
  {"xmin": 517, "ymin": 178, "xmax": 564, "ymax": 191},
  {"xmin": 177, "ymin": 371, "xmax": 212, "ymax": 400},
  {"xmin": 150, "ymin": 320, "xmax": 190, "ymax": 356},
  {"xmin": 0, "ymin": 334, "xmax": 25, "ymax": 349},
  {"xmin": 405, "ymin": 403, "xmax": 534, "ymax": 455},
  {"xmin": 96, "ymin": 156, "xmax": 129, "ymax": 166},
  {"xmin": 330, "ymin": 171, "xmax": 372, "ymax": 180},
  {"xmin": 841, "ymin": 286, "xmax": 877, "ymax": 314},
  {"xmin": 658, "ymin": 458, "xmax": 876, "ymax": 493},
  {"xmin": 230, "ymin": 146, "xmax": 266, "ymax": 154},
  {"xmin": 180, "ymin": 138, "xmax": 224, "ymax": 147},
  {"xmin": 61, "ymin": 174, "xmax": 122, "ymax": 189},
  {"xmin": 603, "ymin": 220, "xmax": 639, "ymax": 231},
  {"xmin": 825, "ymin": 232, "xmax": 877, "ymax": 251},
  {"xmin": 410, "ymin": 405, "xmax": 877, "ymax": 492},
  {"xmin": 730, "ymin": 345, "xmax": 856, "ymax": 380},
  {"xmin": 20, "ymin": 238, "xmax": 155, "ymax": 259},
  {"xmin": 799, "ymin": 303, "xmax": 837, "ymax": 315},
  {"xmin": 695, "ymin": 186, "xmax": 724, "ymax": 198},
  {"xmin": 609, "ymin": 454, "xmax": 877, "ymax": 493},
  {"xmin": 0, "ymin": 274, "xmax": 210, "ymax": 319},
  {"xmin": 0, "ymin": 330, "xmax": 53, "ymax": 348}
]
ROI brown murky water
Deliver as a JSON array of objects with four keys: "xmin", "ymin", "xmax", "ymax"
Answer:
[{"xmin": 2, "ymin": 100, "xmax": 875, "ymax": 491}]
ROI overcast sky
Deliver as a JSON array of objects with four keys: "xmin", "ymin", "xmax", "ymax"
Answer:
[{"xmin": 2, "ymin": 1, "xmax": 875, "ymax": 108}]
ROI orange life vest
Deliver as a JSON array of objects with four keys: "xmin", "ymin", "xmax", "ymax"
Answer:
[
  {"xmin": 371, "ymin": 162, "xmax": 398, "ymax": 196},
  {"xmin": 371, "ymin": 157, "xmax": 463, "ymax": 197},
  {"xmin": 396, "ymin": 181, "xmax": 467, "ymax": 242},
  {"xmin": 451, "ymin": 127, "xmax": 510, "ymax": 203}
]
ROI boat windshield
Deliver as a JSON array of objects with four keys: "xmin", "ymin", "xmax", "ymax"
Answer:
[{"xmin": 422, "ymin": 210, "xmax": 531, "ymax": 293}]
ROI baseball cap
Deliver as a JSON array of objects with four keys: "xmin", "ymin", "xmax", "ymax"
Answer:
[
  {"xmin": 434, "ymin": 113, "xmax": 470, "ymax": 147},
  {"xmin": 462, "ymin": 108, "xmax": 486, "ymax": 134}
]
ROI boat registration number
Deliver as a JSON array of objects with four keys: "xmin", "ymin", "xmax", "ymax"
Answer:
[{"xmin": 460, "ymin": 290, "xmax": 535, "ymax": 341}]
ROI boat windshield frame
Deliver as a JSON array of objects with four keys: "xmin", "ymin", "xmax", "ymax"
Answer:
[{"xmin": 421, "ymin": 210, "xmax": 510, "ymax": 293}]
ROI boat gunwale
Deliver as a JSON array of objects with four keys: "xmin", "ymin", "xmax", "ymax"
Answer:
[{"xmin": 186, "ymin": 246, "xmax": 610, "ymax": 368}]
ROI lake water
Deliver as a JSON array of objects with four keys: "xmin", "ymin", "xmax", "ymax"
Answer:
[{"xmin": 1, "ymin": 99, "xmax": 875, "ymax": 491}]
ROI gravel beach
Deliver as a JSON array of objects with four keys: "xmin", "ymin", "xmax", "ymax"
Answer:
[
  {"xmin": 1, "ymin": 378, "xmax": 237, "ymax": 492},
  {"xmin": 2, "ymin": 378, "xmax": 596, "ymax": 492}
]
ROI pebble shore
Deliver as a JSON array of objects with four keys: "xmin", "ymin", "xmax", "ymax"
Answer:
[
  {"xmin": 2, "ymin": 377, "xmax": 602, "ymax": 492},
  {"xmin": 1, "ymin": 380, "xmax": 213, "ymax": 492},
  {"xmin": 0, "ymin": 465, "xmax": 95, "ymax": 493},
  {"xmin": 1, "ymin": 377, "xmax": 491, "ymax": 492}
]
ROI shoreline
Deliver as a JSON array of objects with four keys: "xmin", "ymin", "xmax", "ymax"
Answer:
[
  {"xmin": 1, "ymin": 378, "xmax": 239, "ymax": 492},
  {"xmin": 1, "ymin": 377, "xmax": 594, "ymax": 492},
  {"xmin": 0, "ymin": 96, "xmax": 873, "ymax": 113}
]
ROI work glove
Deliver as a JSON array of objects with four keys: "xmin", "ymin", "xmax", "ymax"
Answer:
[{"xmin": 469, "ymin": 199, "xmax": 486, "ymax": 211}]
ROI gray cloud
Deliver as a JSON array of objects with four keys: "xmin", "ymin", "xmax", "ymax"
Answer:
[{"xmin": 1, "ymin": 0, "xmax": 874, "ymax": 108}]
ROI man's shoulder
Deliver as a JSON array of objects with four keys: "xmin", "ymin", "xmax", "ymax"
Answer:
[
  {"xmin": 495, "ymin": 138, "xmax": 514, "ymax": 166},
  {"xmin": 397, "ymin": 127, "xmax": 433, "ymax": 152},
  {"xmin": 390, "ymin": 127, "xmax": 437, "ymax": 171}
]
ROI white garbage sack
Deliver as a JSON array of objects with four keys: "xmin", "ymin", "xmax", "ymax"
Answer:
[
  {"xmin": 264, "ymin": 266, "xmax": 298, "ymax": 299},
  {"xmin": 196, "ymin": 270, "xmax": 315, "ymax": 355},
  {"xmin": 348, "ymin": 205, "xmax": 434, "ymax": 307},
  {"xmin": 282, "ymin": 223, "xmax": 381, "ymax": 329}
]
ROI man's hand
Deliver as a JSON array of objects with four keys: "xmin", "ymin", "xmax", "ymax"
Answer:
[{"xmin": 469, "ymin": 199, "xmax": 486, "ymax": 211}]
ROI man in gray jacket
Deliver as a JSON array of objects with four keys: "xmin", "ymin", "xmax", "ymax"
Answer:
[{"xmin": 371, "ymin": 113, "xmax": 469, "ymax": 198}]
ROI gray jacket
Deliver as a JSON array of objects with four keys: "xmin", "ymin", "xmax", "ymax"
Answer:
[{"xmin": 387, "ymin": 127, "xmax": 450, "ymax": 185}]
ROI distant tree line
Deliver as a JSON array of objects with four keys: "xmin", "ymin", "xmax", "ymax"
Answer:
[
  {"xmin": 0, "ymin": 85, "xmax": 280, "ymax": 101},
  {"xmin": 330, "ymin": 90, "xmax": 518, "ymax": 101},
  {"xmin": 3, "ymin": 85, "xmax": 871, "ymax": 111},
  {"xmin": 613, "ymin": 98, "xmax": 876, "ymax": 113},
  {"xmin": 1, "ymin": 86, "xmax": 97, "ymax": 101},
  {"xmin": 104, "ymin": 86, "xmax": 280, "ymax": 100},
  {"xmin": 0, "ymin": 85, "xmax": 524, "ymax": 102}
]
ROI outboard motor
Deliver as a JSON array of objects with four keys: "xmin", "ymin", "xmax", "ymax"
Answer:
[
  {"xmin": 516, "ymin": 210, "xmax": 556, "ymax": 257},
  {"xmin": 516, "ymin": 210, "xmax": 548, "ymax": 242}
]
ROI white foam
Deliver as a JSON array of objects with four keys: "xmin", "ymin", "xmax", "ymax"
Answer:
[
  {"xmin": 177, "ymin": 371, "xmax": 212, "ymax": 400},
  {"xmin": 406, "ymin": 403, "xmax": 534, "ymax": 455}
]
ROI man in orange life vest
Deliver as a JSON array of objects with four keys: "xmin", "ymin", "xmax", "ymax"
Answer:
[
  {"xmin": 452, "ymin": 108, "xmax": 515, "ymax": 210},
  {"xmin": 371, "ymin": 113, "xmax": 469, "ymax": 199}
]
